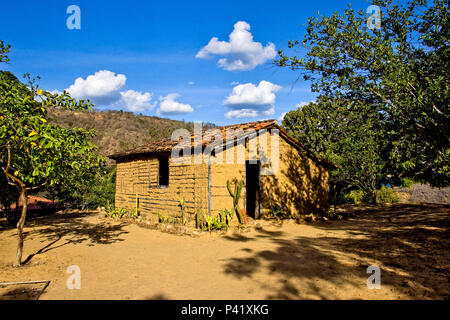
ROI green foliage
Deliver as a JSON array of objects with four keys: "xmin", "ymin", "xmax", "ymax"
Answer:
[
  {"xmin": 203, "ymin": 214, "xmax": 227, "ymax": 231},
  {"xmin": 178, "ymin": 198, "xmax": 186, "ymax": 225},
  {"xmin": 0, "ymin": 40, "xmax": 10, "ymax": 63},
  {"xmin": 133, "ymin": 193, "xmax": 140, "ymax": 218},
  {"xmin": 401, "ymin": 178, "xmax": 415, "ymax": 188},
  {"xmin": 283, "ymin": 96, "xmax": 384, "ymax": 204},
  {"xmin": 0, "ymin": 42, "xmax": 105, "ymax": 265},
  {"xmin": 55, "ymin": 166, "xmax": 116, "ymax": 209},
  {"xmin": 340, "ymin": 190, "xmax": 364, "ymax": 204},
  {"xmin": 376, "ymin": 186, "xmax": 399, "ymax": 204},
  {"xmin": 158, "ymin": 212, "xmax": 180, "ymax": 224},
  {"xmin": 104, "ymin": 204, "xmax": 127, "ymax": 218},
  {"xmin": 0, "ymin": 69, "xmax": 104, "ymax": 194},
  {"xmin": 340, "ymin": 186, "xmax": 399, "ymax": 204},
  {"xmin": 276, "ymin": 0, "xmax": 449, "ymax": 188}
]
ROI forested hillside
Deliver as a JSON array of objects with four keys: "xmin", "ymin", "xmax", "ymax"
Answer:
[{"xmin": 48, "ymin": 108, "xmax": 215, "ymax": 163}]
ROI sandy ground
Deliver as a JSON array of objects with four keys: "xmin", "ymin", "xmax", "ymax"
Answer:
[{"xmin": 0, "ymin": 204, "xmax": 448, "ymax": 300}]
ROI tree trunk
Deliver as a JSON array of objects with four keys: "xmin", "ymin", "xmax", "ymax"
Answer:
[{"xmin": 13, "ymin": 187, "xmax": 27, "ymax": 267}]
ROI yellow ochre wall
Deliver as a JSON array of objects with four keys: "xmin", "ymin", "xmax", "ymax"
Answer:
[
  {"xmin": 115, "ymin": 154, "xmax": 209, "ymax": 222},
  {"xmin": 114, "ymin": 131, "xmax": 329, "ymax": 221}
]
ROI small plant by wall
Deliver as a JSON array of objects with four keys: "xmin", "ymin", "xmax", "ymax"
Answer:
[
  {"xmin": 178, "ymin": 198, "xmax": 186, "ymax": 225},
  {"xmin": 104, "ymin": 202, "xmax": 127, "ymax": 218},
  {"xmin": 203, "ymin": 214, "xmax": 227, "ymax": 231}
]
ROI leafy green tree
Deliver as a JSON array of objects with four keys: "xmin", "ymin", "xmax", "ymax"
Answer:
[
  {"xmin": 46, "ymin": 165, "xmax": 116, "ymax": 209},
  {"xmin": 276, "ymin": 0, "xmax": 449, "ymax": 187},
  {"xmin": 0, "ymin": 40, "xmax": 11, "ymax": 63},
  {"xmin": 282, "ymin": 96, "xmax": 385, "ymax": 204},
  {"xmin": 0, "ymin": 48, "xmax": 104, "ymax": 266}
]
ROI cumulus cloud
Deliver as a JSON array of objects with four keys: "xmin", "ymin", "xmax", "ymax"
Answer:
[
  {"xmin": 223, "ymin": 80, "xmax": 281, "ymax": 119},
  {"xmin": 188, "ymin": 81, "xmax": 195, "ymax": 85},
  {"xmin": 66, "ymin": 70, "xmax": 126, "ymax": 105},
  {"xmin": 119, "ymin": 90, "xmax": 156, "ymax": 112},
  {"xmin": 157, "ymin": 94, "xmax": 194, "ymax": 115},
  {"xmin": 278, "ymin": 112, "xmax": 287, "ymax": 121},
  {"xmin": 296, "ymin": 101, "xmax": 312, "ymax": 108},
  {"xmin": 196, "ymin": 21, "xmax": 276, "ymax": 71},
  {"xmin": 63, "ymin": 70, "xmax": 156, "ymax": 112}
]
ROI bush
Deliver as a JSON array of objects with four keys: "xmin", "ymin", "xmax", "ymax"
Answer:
[
  {"xmin": 76, "ymin": 166, "xmax": 116, "ymax": 209},
  {"xmin": 376, "ymin": 186, "xmax": 399, "ymax": 204},
  {"xmin": 401, "ymin": 178, "xmax": 415, "ymax": 188},
  {"xmin": 104, "ymin": 202, "xmax": 128, "ymax": 218},
  {"xmin": 339, "ymin": 189, "xmax": 364, "ymax": 204}
]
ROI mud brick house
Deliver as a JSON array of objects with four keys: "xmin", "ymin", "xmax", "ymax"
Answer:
[{"xmin": 109, "ymin": 120, "xmax": 336, "ymax": 222}]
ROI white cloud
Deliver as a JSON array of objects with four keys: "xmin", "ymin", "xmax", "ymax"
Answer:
[
  {"xmin": 278, "ymin": 112, "xmax": 287, "ymax": 121},
  {"xmin": 196, "ymin": 21, "xmax": 276, "ymax": 71},
  {"xmin": 223, "ymin": 80, "xmax": 281, "ymax": 118},
  {"xmin": 296, "ymin": 101, "xmax": 312, "ymax": 108},
  {"xmin": 157, "ymin": 93, "xmax": 194, "ymax": 115},
  {"xmin": 119, "ymin": 90, "xmax": 156, "ymax": 112},
  {"xmin": 66, "ymin": 70, "xmax": 126, "ymax": 105},
  {"xmin": 64, "ymin": 70, "xmax": 157, "ymax": 112},
  {"xmin": 231, "ymin": 81, "xmax": 239, "ymax": 85},
  {"xmin": 225, "ymin": 108, "xmax": 275, "ymax": 119},
  {"xmin": 188, "ymin": 81, "xmax": 195, "ymax": 85},
  {"xmin": 50, "ymin": 89, "xmax": 62, "ymax": 95}
]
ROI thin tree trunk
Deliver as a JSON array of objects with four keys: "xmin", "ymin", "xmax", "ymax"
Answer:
[{"xmin": 13, "ymin": 187, "xmax": 27, "ymax": 267}]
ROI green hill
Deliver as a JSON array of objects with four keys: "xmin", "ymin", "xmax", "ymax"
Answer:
[{"xmin": 48, "ymin": 108, "xmax": 215, "ymax": 164}]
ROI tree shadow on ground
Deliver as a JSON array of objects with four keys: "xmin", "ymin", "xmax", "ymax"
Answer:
[
  {"xmin": 222, "ymin": 204, "xmax": 449, "ymax": 299},
  {"xmin": 11, "ymin": 210, "xmax": 129, "ymax": 265}
]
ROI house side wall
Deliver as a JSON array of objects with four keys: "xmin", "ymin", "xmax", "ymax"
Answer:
[
  {"xmin": 260, "ymin": 136, "xmax": 329, "ymax": 216},
  {"xmin": 209, "ymin": 147, "xmax": 246, "ymax": 219},
  {"xmin": 115, "ymin": 155, "xmax": 208, "ymax": 222},
  {"xmin": 209, "ymin": 130, "xmax": 329, "ymax": 218}
]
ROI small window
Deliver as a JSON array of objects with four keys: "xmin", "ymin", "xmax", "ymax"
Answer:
[{"xmin": 158, "ymin": 156, "xmax": 169, "ymax": 187}]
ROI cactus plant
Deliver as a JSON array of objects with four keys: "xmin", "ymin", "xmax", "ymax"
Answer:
[
  {"xmin": 133, "ymin": 193, "xmax": 140, "ymax": 218},
  {"xmin": 227, "ymin": 180, "xmax": 246, "ymax": 224},
  {"xmin": 178, "ymin": 198, "xmax": 186, "ymax": 225}
]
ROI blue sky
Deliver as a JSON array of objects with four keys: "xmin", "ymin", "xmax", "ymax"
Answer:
[{"xmin": 0, "ymin": 0, "xmax": 371, "ymax": 125}]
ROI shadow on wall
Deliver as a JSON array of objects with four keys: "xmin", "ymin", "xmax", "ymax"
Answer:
[{"xmin": 261, "ymin": 148, "xmax": 328, "ymax": 217}]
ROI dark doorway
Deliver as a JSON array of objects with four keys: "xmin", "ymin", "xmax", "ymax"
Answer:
[
  {"xmin": 245, "ymin": 160, "xmax": 260, "ymax": 219},
  {"xmin": 158, "ymin": 156, "xmax": 169, "ymax": 187}
]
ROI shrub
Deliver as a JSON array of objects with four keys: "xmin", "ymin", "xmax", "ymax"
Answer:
[
  {"xmin": 376, "ymin": 186, "xmax": 399, "ymax": 204},
  {"xmin": 339, "ymin": 189, "xmax": 365, "ymax": 204},
  {"xmin": 203, "ymin": 214, "xmax": 227, "ymax": 231},
  {"xmin": 401, "ymin": 178, "xmax": 415, "ymax": 188}
]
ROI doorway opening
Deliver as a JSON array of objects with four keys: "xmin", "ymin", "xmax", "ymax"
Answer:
[{"xmin": 245, "ymin": 160, "xmax": 260, "ymax": 219}]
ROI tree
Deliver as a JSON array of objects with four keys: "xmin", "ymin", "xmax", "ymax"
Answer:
[
  {"xmin": 276, "ymin": 0, "xmax": 449, "ymax": 187},
  {"xmin": 0, "ymin": 40, "xmax": 11, "ymax": 63},
  {"xmin": 282, "ymin": 96, "xmax": 385, "ymax": 204},
  {"xmin": 0, "ymin": 48, "xmax": 104, "ymax": 266}
]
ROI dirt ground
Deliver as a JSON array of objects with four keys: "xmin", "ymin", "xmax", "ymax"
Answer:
[{"xmin": 0, "ymin": 204, "xmax": 448, "ymax": 300}]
